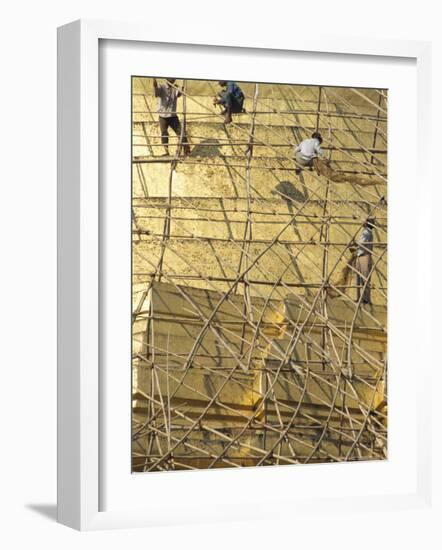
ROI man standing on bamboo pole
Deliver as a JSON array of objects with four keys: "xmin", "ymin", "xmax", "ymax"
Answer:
[
  {"xmin": 213, "ymin": 81, "xmax": 245, "ymax": 124},
  {"xmin": 153, "ymin": 78, "xmax": 191, "ymax": 156},
  {"xmin": 355, "ymin": 217, "xmax": 376, "ymax": 305}
]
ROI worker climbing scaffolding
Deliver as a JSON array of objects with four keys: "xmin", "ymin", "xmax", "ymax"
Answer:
[
  {"xmin": 328, "ymin": 216, "xmax": 377, "ymax": 305},
  {"xmin": 293, "ymin": 131, "xmax": 385, "ymax": 187},
  {"xmin": 293, "ymin": 131, "xmax": 324, "ymax": 174},
  {"xmin": 354, "ymin": 216, "xmax": 376, "ymax": 304},
  {"xmin": 213, "ymin": 80, "xmax": 246, "ymax": 124}
]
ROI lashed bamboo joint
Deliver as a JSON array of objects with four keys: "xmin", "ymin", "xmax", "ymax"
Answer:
[{"xmin": 131, "ymin": 78, "xmax": 387, "ymax": 472}]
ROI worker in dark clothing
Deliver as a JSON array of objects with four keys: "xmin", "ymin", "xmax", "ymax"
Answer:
[
  {"xmin": 355, "ymin": 217, "xmax": 376, "ymax": 304},
  {"xmin": 213, "ymin": 81, "xmax": 245, "ymax": 124},
  {"xmin": 153, "ymin": 78, "xmax": 191, "ymax": 156}
]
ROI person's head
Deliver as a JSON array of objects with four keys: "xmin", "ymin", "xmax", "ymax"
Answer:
[
  {"xmin": 365, "ymin": 216, "xmax": 376, "ymax": 229},
  {"xmin": 166, "ymin": 78, "xmax": 176, "ymax": 85},
  {"xmin": 218, "ymin": 80, "xmax": 227, "ymax": 87},
  {"xmin": 311, "ymin": 131, "xmax": 323, "ymax": 144}
]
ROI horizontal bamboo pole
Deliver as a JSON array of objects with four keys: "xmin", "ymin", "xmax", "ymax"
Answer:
[
  {"xmin": 133, "ymin": 214, "xmax": 387, "ymax": 227},
  {"xmin": 133, "ymin": 139, "xmax": 387, "ymax": 155},
  {"xmin": 133, "ymin": 272, "xmax": 387, "ymax": 290},
  {"xmin": 132, "ymin": 201, "xmax": 388, "ymax": 216},
  {"xmin": 133, "ymin": 230, "xmax": 387, "ymax": 247},
  {"xmin": 134, "ymin": 312, "xmax": 386, "ymax": 331},
  {"xmin": 132, "ymin": 156, "xmax": 388, "ymax": 178},
  {"xmin": 131, "ymin": 105, "xmax": 387, "ymax": 122},
  {"xmin": 133, "ymin": 196, "xmax": 387, "ymax": 205}
]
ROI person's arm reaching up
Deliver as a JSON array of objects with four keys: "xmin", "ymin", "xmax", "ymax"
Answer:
[{"xmin": 153, "ymin": 78, "xmax": 161, "ymax": 97}]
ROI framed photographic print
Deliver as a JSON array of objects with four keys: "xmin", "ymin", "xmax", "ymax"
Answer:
[{"xmin": 57, "ymin": 19, "xmax": 433, "ymax": 530}]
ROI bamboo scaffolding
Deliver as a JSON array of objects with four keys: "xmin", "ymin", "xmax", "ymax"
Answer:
[
  {"xmin": 163, "ymin": 80, "xmax": 388, "ymax": 188},
  {"xmin": 131, "ymin": 78, "xmax": 388, "ymax": 472},
  {"xmin": 134, "ymin": 211, "xmax": 386, "ymax": 466},
  {"xmin": 132, "ymin": 193, "xmax": 387, "ymax": 368},
  {"xmin": 133, "ymin": 202, "xmax": 387, "ymax": 343}
]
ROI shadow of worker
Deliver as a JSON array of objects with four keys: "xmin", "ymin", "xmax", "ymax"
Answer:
[
  {"xmin": 270, "ymin": 180, "xmax": 308, "ymax": 287},
  {"xmin": 271, "ymin": 180, "xmax": 309, "ymax": 238},
  {"xmin": 189, "ymin": 138, "xmax": 222, "ymax": 158},
  {"xmin": 271, "ymin": 180, "xmax": 308, "ymax": 208}
]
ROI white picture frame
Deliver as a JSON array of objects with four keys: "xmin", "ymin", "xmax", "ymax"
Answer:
[{"xmin": 57, "ymin": 19, "xmax": 434, "ymax": 531}]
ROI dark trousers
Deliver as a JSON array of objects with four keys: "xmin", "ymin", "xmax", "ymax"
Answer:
[
  {"xmin": 355, "ymin": 254, "xmax": 372, "ymax": 304},
  {"xmin": 159, "ymin": 116, "xmax": 189, "ymax": 149}
]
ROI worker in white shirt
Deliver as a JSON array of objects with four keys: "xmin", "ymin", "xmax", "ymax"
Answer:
[
  {"xmin": 293, "ymin": 132, "xmax": 324, "ymax": 174},
  {"xmin": 294, "ymin": 132, "xmax": 384, "ymax": 187}
]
